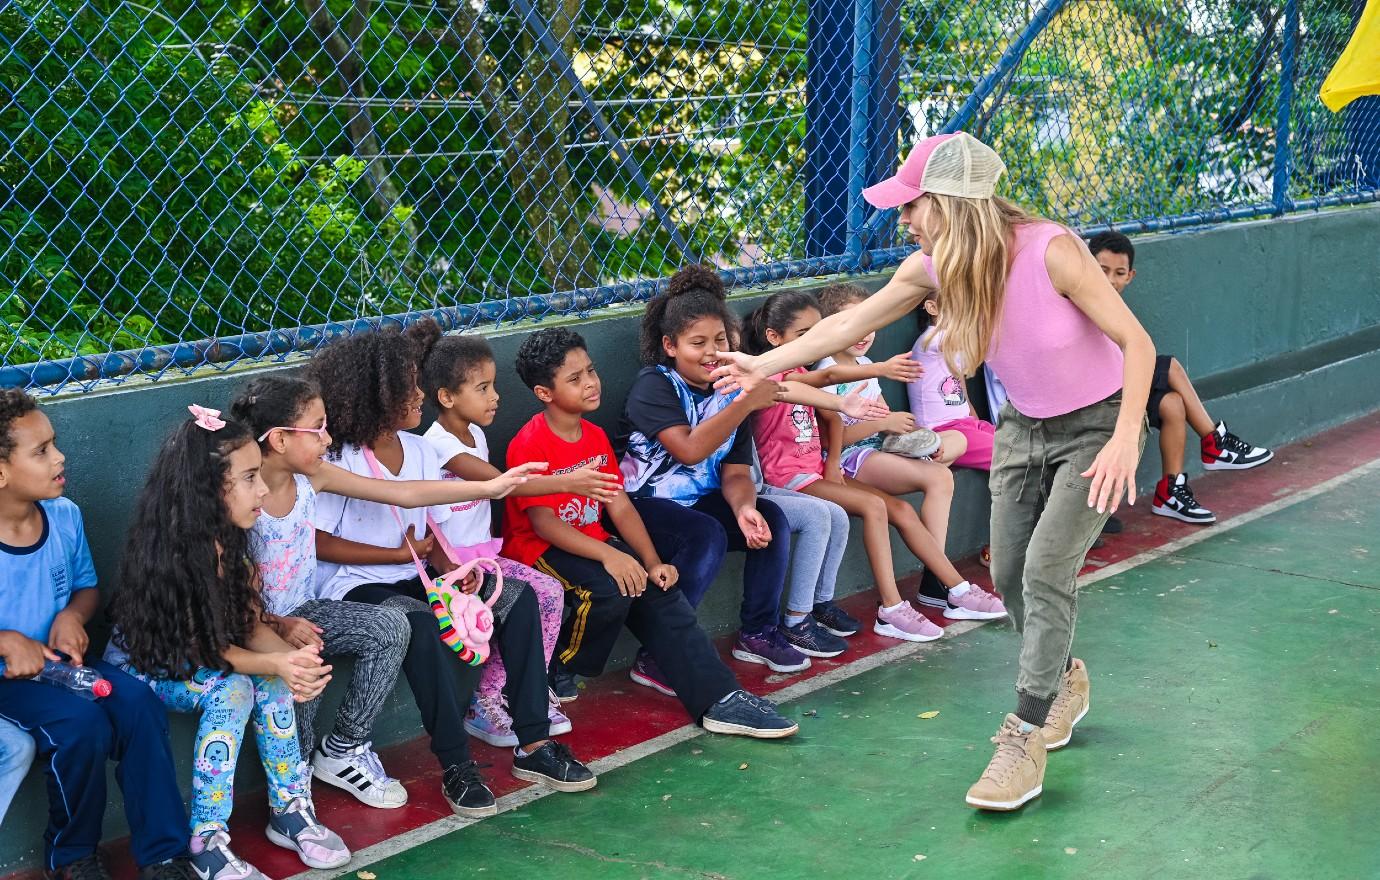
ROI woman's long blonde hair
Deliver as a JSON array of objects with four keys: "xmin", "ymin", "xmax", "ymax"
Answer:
[{"xmin": 927, "ymin": 194, "xmax": 1034, "ymax": 379}]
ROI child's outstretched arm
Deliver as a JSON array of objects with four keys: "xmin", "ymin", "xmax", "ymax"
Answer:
[
  {"xmin": 721, "ymin": 463, "xmax": 771, "ymax": 549},
  {"xmin": 315, "ymin": 527, "xmax": 434, "ymax": 566},
  {"xmin": 311, "ymin": 460, "xmax": 548, "ymax": 507},
  {"xmin": 841, "ymin": 410, "xmax": 916, "ymax": 446},
  {"xmin": 528, "ymin": 506, "xmax": 651, "ymax": 597},
  {"xmin": 791, "ymin": 353, "xmax": 924, "ymax": 388},
  {"xmin": 656, "ymin": 377, "xmax": 779, "ymax": 466},
  {"xmin": 439, "ymin": 451, "xmax": 621, "ymax": 504},
  {"xmin": 603, "ymin": 492, "xmax": 677, "ymax": 591},
  {"xmin": 778, "ymin": 382, "xmax": 890, "ymax": 420}
]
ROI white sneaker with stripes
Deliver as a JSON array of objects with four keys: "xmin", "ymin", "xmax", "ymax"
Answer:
[{"xmin": 311, "ymin": 743, "xmax": 408, "ymax": 809}]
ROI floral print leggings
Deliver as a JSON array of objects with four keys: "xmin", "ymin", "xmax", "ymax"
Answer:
[{"xmin": 123, "ymin": 666, "xmax": 308, "ymax": 835}]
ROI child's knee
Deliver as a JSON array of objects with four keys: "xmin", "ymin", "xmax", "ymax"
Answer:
[
  {"xmin": 1158, "ymin": 391, "xmax": 1186, "ymax": 422},
  {"xmin": 372, "ymin": 607, "xmax": 412, "ymax": 649},
  {"xmin": 886, "ymin": 497, "xmax": 920, "ymax": 526},
  {"xmin": 209, "ymin": 672, "xmax": 256, "ymax": 708}
]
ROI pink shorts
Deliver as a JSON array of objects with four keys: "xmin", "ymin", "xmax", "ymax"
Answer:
[{"xmin": 932, "ymin": 416, "xmax": 996, "ymax": 471}]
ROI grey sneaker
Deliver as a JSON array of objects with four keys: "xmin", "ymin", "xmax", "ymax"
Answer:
[
  {"xmin": 189, "ymin": 831, "xmax": 267, "ymax": 880},
  {"xmin": 265, "ymin": 797, "xmax": 351, "ymax": 869},
  {"xmin": 881, "ymin": 427, "xmax": 942, "ymax": 459}
]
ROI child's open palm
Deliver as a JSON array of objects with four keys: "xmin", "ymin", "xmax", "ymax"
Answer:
[{"xmin": 840, "ymin": 390, "xmax": 890, "ymax": 421}]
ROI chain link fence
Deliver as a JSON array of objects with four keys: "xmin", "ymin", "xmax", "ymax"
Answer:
[{"xmin": 2, "ymin": 0, "xmax": 1376, "ymax": 392}]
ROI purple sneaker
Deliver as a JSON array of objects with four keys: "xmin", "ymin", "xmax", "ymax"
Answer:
[
  {"xmin": 464, "ymin": 694, "xmax": 518, "ymax": 747},
  {"xmin": 629, "ymin": 653, "xmax": 676, "ymax": 696},
  {"xmin": 732, "ymin": 627, "xmax": 810, "ymax": 673},
  {"xmin": 547, "ymin": 689, "xmax": 573, "ymax": 736},
  {"xmin": 873, "ymin": 601, "xmax": 944, "ymax": 642}
]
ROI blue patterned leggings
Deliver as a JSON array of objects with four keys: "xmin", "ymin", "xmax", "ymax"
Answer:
[{"xmin": 123, "ymin": 666, "xmax": 308, "ymax": 835}]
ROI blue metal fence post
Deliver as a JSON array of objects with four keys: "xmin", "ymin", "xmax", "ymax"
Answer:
[
  {"xmin": 1272, "ymin": 0, "xmax": 1300, "ymax": 215},
  {"xmin": 845, "ymin": 0, "xmax": 876, "ymax": 268},
  {"xmin": 805, "ymin": 0, "xmax": 854, "ymax": 259}
]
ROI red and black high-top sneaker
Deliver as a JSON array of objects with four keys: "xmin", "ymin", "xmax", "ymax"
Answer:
[
  {"xmin": 1201, "ymin": 422, "xmax": 1274, "ymax": 471},
  {"xmin": 1152, "ymin": 474, "xmax": 1216, "ymax": 524}
]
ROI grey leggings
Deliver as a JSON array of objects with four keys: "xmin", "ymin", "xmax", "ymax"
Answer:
[
  {"xmin": 759, "ymin": 484, "xmax": 850, "ymax": 615},
  {"xmin": 988, "ymin": 393, "xmax": 1146, "ymax": 724},
  {"xmin": 289, "ymin": 599, "xmax": 411, "ymax": 755}
]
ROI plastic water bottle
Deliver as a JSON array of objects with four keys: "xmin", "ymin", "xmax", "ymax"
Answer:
[{"xmin": 32, "ymin": 661, "xmax": 113, "ymax": 700}]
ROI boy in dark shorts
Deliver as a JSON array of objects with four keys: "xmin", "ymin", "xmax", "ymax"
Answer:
[{"xmin": 1089, "ymin": 232, "xmax": 1274, "ymax": 525}]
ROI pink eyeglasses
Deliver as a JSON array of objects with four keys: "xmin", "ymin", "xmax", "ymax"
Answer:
[{"xmin": 258, "ymin": 417, "xmax": 328, "ymax": 443}]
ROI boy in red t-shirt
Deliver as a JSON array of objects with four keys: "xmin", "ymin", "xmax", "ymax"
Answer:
[{"xmin": 503, "ymin": 328, "xmax": 797, "ymax": 739}]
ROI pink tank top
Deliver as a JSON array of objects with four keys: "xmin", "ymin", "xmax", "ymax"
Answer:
[{"xmin": 927, "ymin": 221, "xmax": 1123, "ymax": 419}]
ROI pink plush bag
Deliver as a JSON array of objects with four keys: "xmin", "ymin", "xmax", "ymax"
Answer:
[{"xmin": 362, "ymin": 448, "xmax": 502, "ymax": 665}]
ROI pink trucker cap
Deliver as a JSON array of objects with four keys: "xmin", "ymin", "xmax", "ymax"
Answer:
[{"xmin": 862, "ymin": 132, "xmax": 1007, "ymax": 209}]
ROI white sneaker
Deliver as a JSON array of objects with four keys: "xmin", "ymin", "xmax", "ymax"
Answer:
[{"xmin": 311, "ymin": 743, "xmax": 408, "ymax": 809}]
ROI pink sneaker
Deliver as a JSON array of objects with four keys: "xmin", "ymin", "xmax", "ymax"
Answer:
[
  {"xmin": 464, "ymin": 694, "xmax": 518, "ymax": 747},
  {"xmin": 945, "ymin": 584, "xmax": 1007, "ymax": 621},
  {"xmin": 873, "ymin": 602, "xmax": 944, "ymax": 642},
  {"xmin": 548, "ymin": 689, "xmax": 573, "ymax": 736}
]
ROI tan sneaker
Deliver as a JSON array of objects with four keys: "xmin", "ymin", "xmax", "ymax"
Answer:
[
  {"xmin": 965, "ymin": 714, "xmax": 1047, "ymax": 811},
  {"xmin": 1040, "ymin": 658, "xmax": 1090, "ymax": 751}
]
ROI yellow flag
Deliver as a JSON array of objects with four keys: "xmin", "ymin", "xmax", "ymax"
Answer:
[{"xmin": 1321, "ymin": 0, "xmax": 1380, "ymax": 112}]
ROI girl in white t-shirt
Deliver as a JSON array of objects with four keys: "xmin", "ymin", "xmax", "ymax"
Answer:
[
  {"xmin": 418, "ymin": 336, "xmax": 609, "ymax": 731},
  {"xmin": 307, "ymin": 320, "xmax": 596, "ymax": 804},
  {"xmin": 230, "ymin": 375, "xmax": 540, "ymax": 813}
]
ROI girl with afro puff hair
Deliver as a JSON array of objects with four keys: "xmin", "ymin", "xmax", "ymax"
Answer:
[
  {"xmin": 307, "ymin": 319, "xmax": 596, "ymax": 806},
  {"xmin": 108, "ymin": 409, "xmax": 351, "ymax": 879}
]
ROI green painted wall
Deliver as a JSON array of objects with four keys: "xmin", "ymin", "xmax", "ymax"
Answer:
[{"xmin": 2, "ymin": 204, "xmax": 1378, "ymax": 872}]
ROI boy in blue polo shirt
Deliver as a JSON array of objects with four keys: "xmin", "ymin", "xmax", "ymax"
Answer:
[{"xmin": 0, "ymin": 389, "xmax": 194, "ymax": 880}]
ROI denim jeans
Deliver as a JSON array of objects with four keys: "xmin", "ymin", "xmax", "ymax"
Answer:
[{"xmin": 0, "ymin": 717, "xmax": 34, "ymax": 823}]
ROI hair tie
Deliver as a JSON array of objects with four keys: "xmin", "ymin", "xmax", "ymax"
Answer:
[{"xmin": 188, "ymin": 404, "xmax": 226, "ymax": 432}]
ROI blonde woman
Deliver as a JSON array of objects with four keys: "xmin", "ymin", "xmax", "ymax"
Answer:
[{"xmin": 713, "ymin": 132, "xmax": 1154, "ymax": 811}]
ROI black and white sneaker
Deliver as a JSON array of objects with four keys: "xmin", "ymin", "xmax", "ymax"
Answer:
[
  {"xmin": 442, "ymin": 760, "xmax": 497, "ymax": 817},
  {"xmin": 1201, "ymin": 422, "xmax": 1273, "ymax": 471},
  {"xmin": 915, "ymin": 568, "xmax": 948, "ymax": 609},
  {"xmin": 1152, "ymin": 474, "xmax": 1216, "ymax": 524},
  {"xmin": 511, "ymin": 741, "xmax": 597, "ymax": 792},
  {"xmin": 549, "ymin": 666, "xmax": 580, "ymax": 703},
  {"xmin": 312, "ymin": 743, "xmax": 408, "ymax": 808},
  {"xmin": 810, "ymin": 600, "xmax": 861, "ymax": 637}
]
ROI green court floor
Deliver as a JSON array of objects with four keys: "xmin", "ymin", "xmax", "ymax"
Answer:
[{"xmin": 361, "ymin": 468, "xmax": 1380, "ymax": 879}]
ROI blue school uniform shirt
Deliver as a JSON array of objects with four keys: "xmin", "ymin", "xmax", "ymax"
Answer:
[{"xmin": 0, "ymin": 498, "xmax": 97, "ymax": 669}]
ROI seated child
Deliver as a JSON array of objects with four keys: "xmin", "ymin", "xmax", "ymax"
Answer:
[
  {"xmin": 417, "ymin": 336, "xmax": 576, "ymax": 728},
  {"xmin": 814, "ymin": 283, "xmax": 1007, "ymax": 619},
  {"xmin": 231, "ymin": 375, "xmax": 543, "ymax": 808},
  {"xmin": 109, "ymin": 410, "xmax": 349, "ymax": 880},
  {"xmin": 0, "ymin": 389, "xmax": 197, "ymax": 880},
  {"xmin": 907, "ymin": 290, "xmax": 995, "ymax": 471},
  {"xmin": 1089, "ymin": 232, "xmax": 1273, "ymax": 525},
  {"xmin": 500, "ymin": 327, "xmax": 797, "ymax": 738},
  {"xmin": 308, "ymin": 320, "xmax": 596, "ymax": 797}
]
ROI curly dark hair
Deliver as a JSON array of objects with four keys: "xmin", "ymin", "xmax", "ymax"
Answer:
[
  {"xmin": 515, "ymin": 327, "xmax": 588, "ymax": 390},
  {"xmin": 0, "ymin": 389, "xmax": 39, "ymax": 461},
  {"xmin": 230, "ymin": 375, "xmax": 321, "ymax": 445},
  {"xmin": 420, "ymin": 335, "xmax": 496, "ymax": 405},
  {"xmin": 817, "ymin": 282, "xmax": 869, "ymax": 317},
  {"xmin": 742, "ymin": 290, "xmax": 821, "ymax": 356},
  {"xmin": 639, "ymin": 264, "xmax": 739, "ymax": 365},
  {"xmin": 306, "ymin": 319, "xmax": 441, "ymax": 453},
  {"xmin": 111, "ymin": 417, "xmax": 262, "ymax": 678}
]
